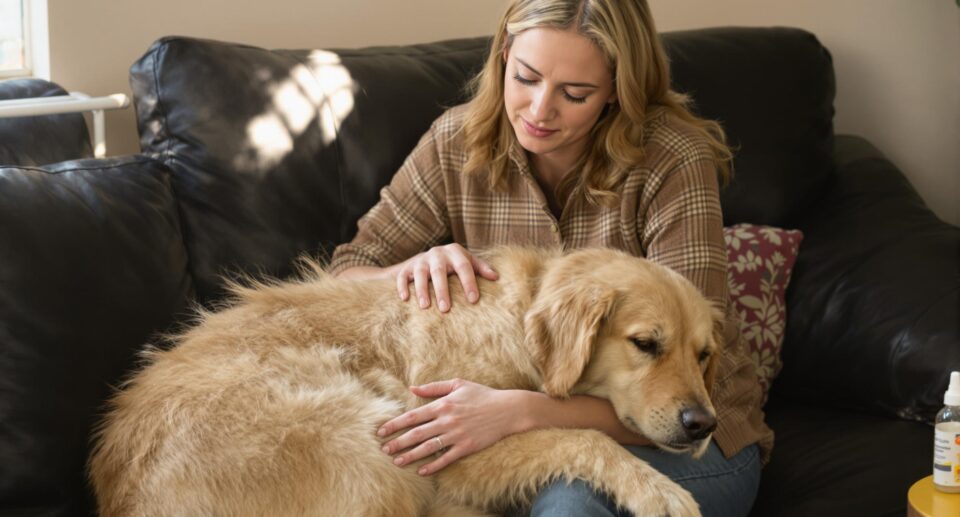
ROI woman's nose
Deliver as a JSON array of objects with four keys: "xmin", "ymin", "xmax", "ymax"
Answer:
[{"xmin": 529, "ymin": 88, "xmax": 554, "ymax": 121}]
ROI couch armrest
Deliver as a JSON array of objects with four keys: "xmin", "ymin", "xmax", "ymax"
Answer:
[
  {"xmin": 774, "ymin": 134, "xmax": 959, "ymax": 422},
  {"xmin": 0, "ymin": 155, "xmax": 192, "ymax": 516},
  {"xmin": 0, "ymin": 78, "xmax": 93, "ymax": 166}
]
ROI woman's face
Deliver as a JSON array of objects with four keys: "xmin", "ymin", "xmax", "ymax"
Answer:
[{"xmin": 503, "ymin": 27, "xmax": 616, "ymax": 165}]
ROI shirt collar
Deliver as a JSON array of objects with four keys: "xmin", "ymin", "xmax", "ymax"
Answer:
[{"xmin": 507, "ymin": 138, "xmax": 532, "ymax": 176}]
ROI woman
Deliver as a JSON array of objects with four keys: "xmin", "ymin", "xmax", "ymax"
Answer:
[{"xmin": 329, "ymin": 0, "xmax": 772, "ymax": 515}]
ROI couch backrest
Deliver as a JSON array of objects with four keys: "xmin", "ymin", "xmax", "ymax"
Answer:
[
  {"xmin": 662, "ymin": 27, "xmax": 836, "ymax": 225},
  {"xmin": 0, "ymin": 78, "xmax": 93, "ymax": 166},
  {"xmin": 130, "ymin": 26, "xmax": 836, "ymax": 303}
]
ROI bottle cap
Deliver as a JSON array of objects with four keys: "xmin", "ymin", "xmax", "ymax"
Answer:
[{"xmin": 945, "ymin": 371, "xmax": 960, "ymax": 406}]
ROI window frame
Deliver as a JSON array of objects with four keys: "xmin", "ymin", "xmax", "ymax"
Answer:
[{"xmin": 0, "ymin": 0, "xmax": 47, "ymax": 79}]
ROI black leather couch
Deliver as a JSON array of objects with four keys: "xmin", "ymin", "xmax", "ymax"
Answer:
[{"xmin": 1, "ymin": 27, "xmax": 957, "ymax": 517}]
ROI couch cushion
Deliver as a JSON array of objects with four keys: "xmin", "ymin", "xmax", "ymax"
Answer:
[
  {"xmin": 0, "ymin": 157, "xmax": 192, "ymax": 516},
  {"xmin": 776, "ymin": 135, "xmax": 960, "ymax": 423},
  {"xmin": 752, "ymin": 398, "xmax": 931, "ymax": 517},
  {"xmin": 0, "ymin": 78, "xmax": 93, "ymax": 166},
  {"xmin": 129, "ymin": 27, "xmax": 836, "ymax": 303}
]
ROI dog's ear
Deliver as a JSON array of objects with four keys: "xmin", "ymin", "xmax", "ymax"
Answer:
[
  {"xmin": 525, "ymin": 281, "xmax": 616, "ymax": 398},
  {"xmin": 704, "ymin": 349, "xmax": 720, "ymax": 399},
  {"xmin": 704, "ymin": 303, "xmax": 727, "ymax": 398}
]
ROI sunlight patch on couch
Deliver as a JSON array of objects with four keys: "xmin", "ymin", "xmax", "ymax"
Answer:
[{"xmin": 236, "ymin": 50, "xmax": 355, "ymax": 172}]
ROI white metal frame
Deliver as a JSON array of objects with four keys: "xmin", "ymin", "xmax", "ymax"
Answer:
[{"xmin": 0, "ymin": 92, "xmax": 130, "ymax": 157}]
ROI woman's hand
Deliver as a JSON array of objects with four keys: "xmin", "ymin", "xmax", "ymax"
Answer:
[
  {"xmin": 377, "ymin": 379, "xmax": 530, "ymax": 476},
  {"xmin": 395, "ymin": 243, "xmax": 498, "ymax": 312}
]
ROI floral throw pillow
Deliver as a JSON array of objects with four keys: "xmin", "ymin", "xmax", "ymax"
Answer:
[{"xmin": 724, "ymin": 223, "xmax": 803, "ymax": 403}]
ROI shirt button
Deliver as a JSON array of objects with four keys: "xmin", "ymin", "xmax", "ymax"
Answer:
[{"xmin": 550, "ymin": 224, "xmax": 559, "ymax": 233}]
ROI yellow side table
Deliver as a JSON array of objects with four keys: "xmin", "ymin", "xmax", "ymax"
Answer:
[{"xmin": 907, "ymin": 475, "xmax": 960, "ymax": 516}]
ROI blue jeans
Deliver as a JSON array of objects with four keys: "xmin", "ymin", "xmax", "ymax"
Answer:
[{"xmin": 510, "ymin": 441, "xmax": 761, "ymax": 517}]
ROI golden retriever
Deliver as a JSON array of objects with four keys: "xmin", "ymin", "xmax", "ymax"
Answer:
[{"xmin": 89, "ymin": 246, "xmax": 722, "ymax": 517}]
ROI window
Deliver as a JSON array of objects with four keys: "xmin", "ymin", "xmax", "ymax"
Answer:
[
  {"xmin": 1, "ymin": 0, "xmax": 46, "ymax": 79},
  {"xmin": 0, "ymin": 0, "xmax": 29, "ymax": 77}
]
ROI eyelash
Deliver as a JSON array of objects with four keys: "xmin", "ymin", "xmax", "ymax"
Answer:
[{"xmin": 512, "ymin": 73, "xmax": 588, "ymax": 104}]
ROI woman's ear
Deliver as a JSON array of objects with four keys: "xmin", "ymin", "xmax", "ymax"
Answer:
[{"xmin": 525, "ymin": 282, "xmax": 616, "ymax": 398}]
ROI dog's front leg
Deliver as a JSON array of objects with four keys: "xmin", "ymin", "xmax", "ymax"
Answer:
[{"xmin": 433, "ymin": 428, "xmax": 700, "ymax": 517}]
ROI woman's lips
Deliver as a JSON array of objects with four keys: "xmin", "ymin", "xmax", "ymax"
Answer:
[{"xmin": 521, "ymin": 118, "xmax": 558, "ymax": 138}]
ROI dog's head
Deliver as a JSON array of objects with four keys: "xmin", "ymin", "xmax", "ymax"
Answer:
[{"xmin": 524, "ymin": 248, "xmax": 722, "ymax": 456}]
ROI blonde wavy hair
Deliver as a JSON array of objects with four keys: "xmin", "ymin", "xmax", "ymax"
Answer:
[{"xmin": 461, "ymin": 0, "xmax": 732, "ymax": 206}]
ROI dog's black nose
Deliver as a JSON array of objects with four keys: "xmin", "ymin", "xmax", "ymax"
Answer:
[{"xmin": 680, "ymin": 406, "xmax": 716, "ymax": 441}]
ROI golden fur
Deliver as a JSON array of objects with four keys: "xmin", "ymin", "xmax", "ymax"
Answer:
[{"xmin": 89, "ymin": 246, "xmax": 722, "ymax": 517}]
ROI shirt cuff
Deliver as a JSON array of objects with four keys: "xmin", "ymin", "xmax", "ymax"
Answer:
[{"xmin": 327, "ymin": 244, "xmax": 385, "ymax": 276}]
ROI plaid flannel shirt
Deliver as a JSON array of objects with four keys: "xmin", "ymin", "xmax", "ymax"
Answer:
[{"xmin": 330, "ymin": 105, "xmax": 773, "ymax": 462}]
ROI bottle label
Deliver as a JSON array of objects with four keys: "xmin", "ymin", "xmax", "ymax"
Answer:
[{"xmin": 934, "ymin": 428, "xmax": 960, "ymax": 487}]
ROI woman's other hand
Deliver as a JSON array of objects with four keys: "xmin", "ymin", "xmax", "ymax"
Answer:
[
  {"xmin": 377, "ymin": 379, "xmax": 529, "ymax": 475},
  {"xmin": 395, "ymin": 243, "xmax": 498, "ymax": 312}
]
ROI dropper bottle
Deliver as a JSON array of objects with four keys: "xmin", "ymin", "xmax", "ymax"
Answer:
[{"xmin": 934, "ymin": 371, "xmax": 960, "ymax": 493}]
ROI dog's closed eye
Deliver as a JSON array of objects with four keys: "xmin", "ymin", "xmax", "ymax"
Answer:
[
  {"xmin": 629, "ymin": 337, "xmax": 661, "ymax": 357},
  {"xmin": 698, "ymin": 349, "xmax": 712, "ymax": 363}
]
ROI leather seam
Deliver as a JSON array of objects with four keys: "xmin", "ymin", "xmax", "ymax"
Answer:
[
  {"xmin": 283, "ymin": 52, "xmax": 348, "ymax": 249},
  {"xmin": 151, "ymin": 41, "xmax": 198, "ymax": 302},
  {"xmin": 3, "ymin": 156, "xmax": 152, "ymax": 174},
  {"xmin": 153, "ymin": 42, "xmax": 173, "ymax": 164}
]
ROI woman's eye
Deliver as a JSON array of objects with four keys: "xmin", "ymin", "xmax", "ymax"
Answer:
[
  {"xmin": 513, "ymin": 73, "xmax": 536, "ymax": 85},
  {"xmin": 513, "ymin": 73, "xmax": 588, "ymax": 104},
  {"xmin": 562, "ymin": 91, "xmax": 587, "ymax": 104}
]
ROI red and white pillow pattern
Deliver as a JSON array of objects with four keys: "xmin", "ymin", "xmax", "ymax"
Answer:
[{"xmin": 723, "ymin": 223, "xmax": 803, "ymax": 403}]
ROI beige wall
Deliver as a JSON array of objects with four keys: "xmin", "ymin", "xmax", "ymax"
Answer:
[
  {"xmin": 48, "ymin": 0, "xmax": 959, "ymax": 225},
  {"xmin": 649, "ymin": 0, "xmax": 960, "ymax": 226},
  {"xmin": 47, "ymin": 0, "xmax": 500, "ymax": 158}
]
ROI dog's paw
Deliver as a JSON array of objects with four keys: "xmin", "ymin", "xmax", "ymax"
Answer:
[
  {"xmin": 621, "ymin": 479, "xmax": 701, "ymax": 517},
  {"xmin": 658, "ymin": 482, "xmax": 700, "ymax": 517}
]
